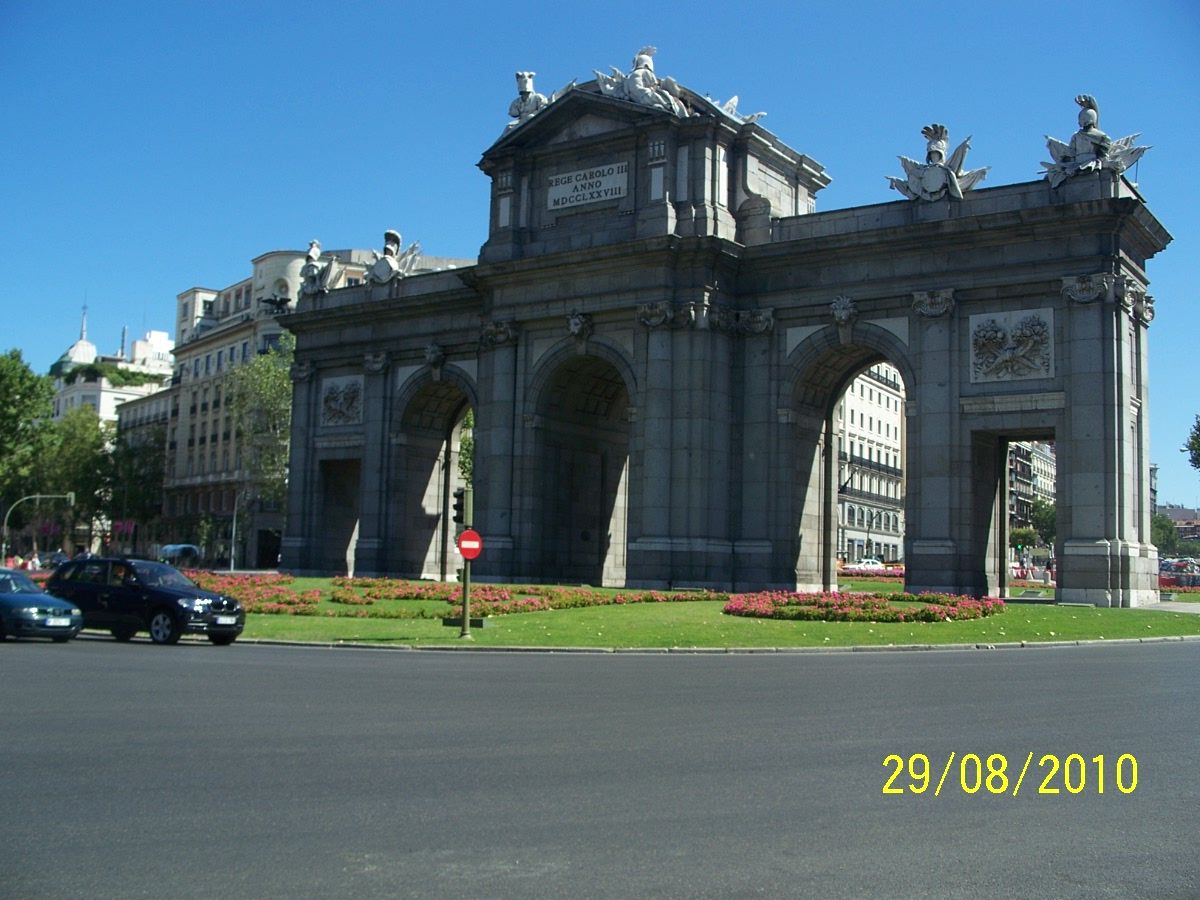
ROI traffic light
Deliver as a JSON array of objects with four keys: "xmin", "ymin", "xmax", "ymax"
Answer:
[{"xmin": 452, "ymin": 488, "xmax": 466, "ymax": 524}]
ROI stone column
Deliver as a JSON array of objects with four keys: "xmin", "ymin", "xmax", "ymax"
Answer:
[
  {"xmin": 904, "ymin": 291, "xmax": 961, "ymax": 594},
  {"xmin": 1131, "ymin": 290, "xmax": 1158, "ymax": 600},
  {"xmin": 474, "ymin": 321, "xmax": 519, "ymax": 581},
  {"xmin": 281, "ymin": 360, "xmax": 317, "ymax": 573},
  {"xmin": 1058, "ymin": 274, "xmax": 1156, "ymax": 606},
  {"xmin": 627, "ymin": 302, "xmax": 674, "ymax": 589},
  {"xmin": 354, "ymin": 351, "xmax": 391, "ymax": 576},
  {"xmin": 732, "ymin": 311, "xmax": 774, "ymax": 590}
]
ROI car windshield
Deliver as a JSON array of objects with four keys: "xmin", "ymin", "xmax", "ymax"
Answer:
[
  {"xmin": 130, "ymin": 561, "xmax": 197, "ymax": 589},
  {"xmin": 0, "ymin": 572, "xmax": 41, "ymax": 593}
]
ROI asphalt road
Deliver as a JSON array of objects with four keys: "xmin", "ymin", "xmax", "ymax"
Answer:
[{"xmin": 3, "ymin": 638, "xmax": 1198, "ymax": 899}]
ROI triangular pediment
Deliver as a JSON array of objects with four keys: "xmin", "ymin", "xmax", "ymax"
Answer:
[{"xmin": 482, "ymin": 87, "xmax": 676, "ymax": 160}]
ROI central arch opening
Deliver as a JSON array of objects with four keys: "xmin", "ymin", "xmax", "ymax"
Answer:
[
  {"xmin": 394, "ymin": 380, "xmax": 473, "ymax": 580},
  {"xmin": 534, "ymin": 354, "xmax": 631, "ymax": 585},
  {"xmin": 787, "ymin": 336, "xmax": 910, "ymax": 591},
  {"xmin": 834, "ymin": 362, "xmax": 908, "ymax": 574}
]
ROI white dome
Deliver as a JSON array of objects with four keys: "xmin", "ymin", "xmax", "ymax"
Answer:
[{"xmin": 63, "ymin": 337, "xmax": 97, "ymax": 365}]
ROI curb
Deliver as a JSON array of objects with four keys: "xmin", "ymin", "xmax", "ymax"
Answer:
[{"xmin": 231, "ymin": 633, "xmax": 1200, "ymax": 655}]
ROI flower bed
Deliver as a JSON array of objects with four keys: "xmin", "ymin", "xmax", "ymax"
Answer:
[
  {"xmin": 840, "ymin": 569, "xmax": 905, "ymax": 580},
  {"xmin": 447, "ymin": 587, "xmax": 730, "ymax": 618},
  {"xmin": 722, "ymin": 590, "xmax": 1005, "ymax": 623},
  {"xmin": 185, "ymin": 570, "xmax": 320, "ymax": 615},
  {"xmin": 1160, "ymin": 579, "xmax": 1200, "ymax": 593}
]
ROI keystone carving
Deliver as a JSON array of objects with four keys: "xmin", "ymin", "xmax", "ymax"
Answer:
[
  {"xmin": 831, "ymin": 295, "xmax": 858, "ymax": 326},
  {"xmin": 480, "ymin": 320, "xmax": 519, "ymax": 349},
  {"xmin": 736, "ymin": 308, "xmax": 775, "ymax": 334},
  {"xmin": 637, "ymin": 301, "xmax": 675, "ymax": 328},
  {"xmin": 290, "ymin": 360, "xmax": 315, "ymax": 382},
  {"xmin": 911, "ymin": 290, "xmax": 955, "ymax": 317},
  {"xmin": 1061, "ymin": 274, "xmax": 1116, "ymax": 304},
  {"xmin": 424, "ymin": 342, "xmax": 445, "ymax": 368},
  {"xmin": 567, "ymin": 311, "xmax": 594, "ymax": 341},
  {"xmin": 363, "ymin": 351, "xmax": 389, "ymax": 374}
]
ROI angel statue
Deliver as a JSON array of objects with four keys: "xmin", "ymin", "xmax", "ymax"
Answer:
[
  {"xmin": 594, "ymin": 46, "xmax": 688, "ymax": 117},
  {"xmin": 366, "ymin": 229, "xmax": 422, "ymax": 285},
  {"xmin": 1042, "ymin": 95, "xmax": 1149, "ymax": 188},
  {"xmin": 888, "ymin": 124, "xmax": 989, "ymax": 202}
]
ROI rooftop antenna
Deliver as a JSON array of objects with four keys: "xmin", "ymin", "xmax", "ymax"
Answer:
[
  {"xmin": 80, "ymin": 303, "xmax": 88, "ymax": 340},
  {"xmin": 119, "ymin": 325, "xmax": 127, "ymax": 359}
]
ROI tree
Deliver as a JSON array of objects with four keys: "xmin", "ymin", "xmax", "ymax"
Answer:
[
  {"xmin": 226, "ymin": 333, "xmax": 294, "ymax": 506},
  {"xmin": 0, "ymin": 349, "xmax": 53, "ymax": 508},
  {"xmin": 1031, "ymin": 498, "xmax": 1056, "ymax": 547},
  {"xmin": 1185, "ymin": 415, "xmax": 1200, "ymax": 471},
  {"xmin": 457, "ymin": 409, "xmax": 474, "ymax": 485},
  {"xmin": 1152, "ymin": 512, "xmax": 1180, "ymax": 556},
  {"xmin": 1009, "ymin": 527, "xmax": 1040, "ymax": 551},
  {"xmin": 107, "ymin": 425, "xmax": 167, "ymax": 544},
  {"xmin": 31, "ymin": 407, "xmax": 113, "ymax": 548}
]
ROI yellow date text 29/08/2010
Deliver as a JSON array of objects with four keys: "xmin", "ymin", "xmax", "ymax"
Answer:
[{"xmin": 882, "ymin": 752, "xmax": 1138, "ymax": 797}]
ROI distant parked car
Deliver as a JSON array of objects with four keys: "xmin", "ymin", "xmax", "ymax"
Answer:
[
  {"xmin": 849, "ymin": 558, "xmax": 888, "ymax": 572},
  {"xmin": 0, "ymin": 568, "xmax": 83, "ymax": 642},
  {"xmin": 45, "ymin": 557, "xmax": 244, "ymax": 645},
  {"xmin": 159, "ymin": 544, "xmax": 202, "ymax": 567}
]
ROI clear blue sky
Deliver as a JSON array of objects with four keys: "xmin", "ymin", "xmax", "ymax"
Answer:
[{"xmin": 3, "ymin": 1, "xmax": 1197, "ymax": 501}]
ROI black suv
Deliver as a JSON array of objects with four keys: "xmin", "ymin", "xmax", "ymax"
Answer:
[{"xmin": 46, "ymin": 557, "xmax": 244, "ymax": 645}]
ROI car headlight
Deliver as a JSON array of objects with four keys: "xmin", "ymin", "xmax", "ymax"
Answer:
[
  {"xmin": 71, "ymin": 608, "xmax": 81, "ymax": 617},
  {"xmin": 18, "ymin": 606, "xmax": 41, "ymax": 618}
]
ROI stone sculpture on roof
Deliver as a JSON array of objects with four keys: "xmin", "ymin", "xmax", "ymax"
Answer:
[
  {"xmin": 504, "ymin": 71, "xmax": 576, "ymax": 131},
  {"xmin": 299, "ymin": 239, "xmax": 344, "ymax": 299},
  {"xmin": 594, "ymin": 46, "xmax": 689, "ymax": 117},
  {"xmin": 1042, "ymin": 94, "xmax": 1149, "ymax": 188},
  {"xmin": 507, "ymin": 71, "xmax": 548, "ymax": 129},
  {"xmin": 888, "ymin": 124, "xmax": 989, "ymax": 201},
  {"xmin": 366, "ymin": 229, "xmax": 421, "ymax": 284}
]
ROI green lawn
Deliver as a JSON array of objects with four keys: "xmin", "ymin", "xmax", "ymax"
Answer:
[{"xmin": 242, "ymin": 594, "xmax": 1200, "ymax": 649}]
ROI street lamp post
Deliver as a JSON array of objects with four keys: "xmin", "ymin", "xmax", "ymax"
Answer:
[
  {"xmin": 2, "ymin": 493, "xmax": 75, "ymax": 563},
  {"xmin": 229, "ymin": 492, "xmax": 239, "ymax": 573}
]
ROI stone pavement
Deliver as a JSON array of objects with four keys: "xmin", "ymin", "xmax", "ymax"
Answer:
[{"xmin": 1144, "ymin": 599, "xmax": 1200, "ymax": 614}]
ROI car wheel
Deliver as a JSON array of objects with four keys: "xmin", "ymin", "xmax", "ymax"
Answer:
[
  {"xmin": 148, "ymin": 610, "xmax": 181, "ymax": 645},
  {"xmin": 111, "ymin": 626, "xmax": 136, "ymax": 642},
  {"xmin": 208, "ymin": 634, "xmax": 236, "ymax": 646}
]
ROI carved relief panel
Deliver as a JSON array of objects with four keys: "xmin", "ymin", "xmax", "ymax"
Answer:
[
  {"xmin": 969, "ymin": 309, "xmax": 1054, "ymax": 384},
  {"xmin": 320, "ymin": 375, "xmax": 364, "ymax": 426}
]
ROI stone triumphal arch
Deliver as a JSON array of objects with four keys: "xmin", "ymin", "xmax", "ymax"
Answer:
[{"xmin": 282, "ymin": 58, "xmax": 1169, "ymax": 606}]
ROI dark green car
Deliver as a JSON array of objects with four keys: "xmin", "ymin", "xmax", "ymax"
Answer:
[
  {"xmin": 0, "ymin": 568, "xmax": 83, "ymax": 641},
  {"xmin": 46, "ymin": 557, "xmax": 244, "ymax": 645}
]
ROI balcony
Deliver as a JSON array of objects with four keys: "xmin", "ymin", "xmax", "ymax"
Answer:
[
  {"xmin": 863, "ymin": 368, "xmax": 901, "ymax": 391},
  {"xmin": 839, "ymin": 451, "xmax": 902, "ymax": 478},
  {"xmin": 838, "ymin": 486, "xmax": 903, "ymax": 507}
]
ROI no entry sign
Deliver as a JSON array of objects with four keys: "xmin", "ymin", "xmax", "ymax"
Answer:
[{"xmin": 457, "ymin": 529, "xmax": 483, "ymax": 560}]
